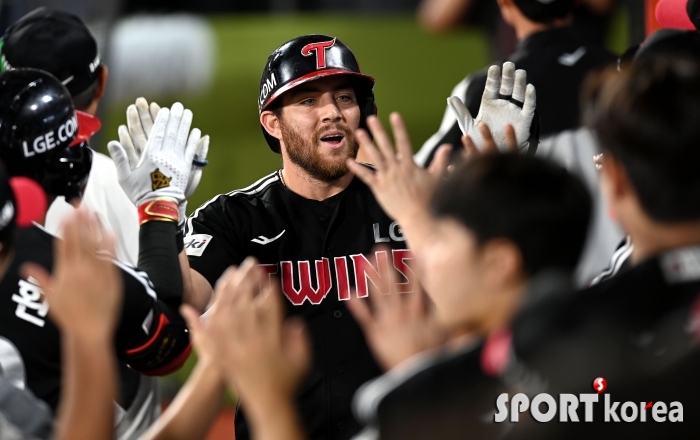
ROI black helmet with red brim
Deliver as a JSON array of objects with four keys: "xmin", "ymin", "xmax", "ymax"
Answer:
[
  {"xmin": 0, "ymin": 68, "xmax": 97, "ymax": 201},
  {"xmin": 258, "ymin": 34, "xmax": 377, "ymax": 153}
]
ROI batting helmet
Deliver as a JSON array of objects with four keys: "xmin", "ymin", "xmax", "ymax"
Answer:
[
  {"xmin": 0, "ymin": 68, "xmax": 99, "ymax": 201},
  {"xmin": 258, "ymin": 34, "xmax": 377, "ymax": 153}
]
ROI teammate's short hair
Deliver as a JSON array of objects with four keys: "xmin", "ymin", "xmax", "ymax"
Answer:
[
  {"xmin": 513, "ymin": 0, "xmax": 574, "ymax": 24},
  {"xmin": 584, "ymin": 57, "xmax": 700, "ymax": 222},
  {"xmin": 430, "ymin": 154, "xmax": 591, "ymax": 276},
  {"xmin": 0, "ymin": 7, "xmax": 103, "ymax": 111}
]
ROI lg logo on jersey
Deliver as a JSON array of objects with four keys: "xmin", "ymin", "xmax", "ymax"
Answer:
[
  {"xmin": 261, "ymin": 249, "xmax": 414, "ymax": 305},
  {"xmin": 373, "ymin": 222, "xmax": 405, "ymax": 243},
  {"xmin": 12, "ymin": 278, "xmax": 49, "ymax": 327}
]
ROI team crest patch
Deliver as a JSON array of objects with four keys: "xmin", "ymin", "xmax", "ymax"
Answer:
[{"xmin": 150, "ymin": 168, "xmax": 172, "ymax": 191}]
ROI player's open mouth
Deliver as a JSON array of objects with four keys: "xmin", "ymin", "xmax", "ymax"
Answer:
[{"xmin": 320, "ymin": 132, "xmax": 345, "ymax": 148}]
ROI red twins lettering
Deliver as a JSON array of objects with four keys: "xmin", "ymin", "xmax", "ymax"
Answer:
[
  {"xmin": 267, "ymin": 250, "xmax": 414, "ymax": 305},
  {"xmin": 301, "ymin": 39, "xmax": 336, "ymax": 69}
]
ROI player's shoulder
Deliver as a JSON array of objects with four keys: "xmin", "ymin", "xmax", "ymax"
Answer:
[{"xmin": 197, "ymin": 170, "xmax": 281, "ymax": 207}]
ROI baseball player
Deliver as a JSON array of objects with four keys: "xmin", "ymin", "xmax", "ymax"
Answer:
[
  {"xmin": 507, "ymin": 56, "xmax": 700, "ymax": 439},
  {"xmin": 166, "ymin": 33, "xmax": 538, "ymax": 440},
  {"xmin": 1, "ymin": 7, "xmax": 140, "ymax": 266},
  {"xmin": 415, "ymin": 0, "xmax": 615, "ymax": 166},
  {"xmin": 0, "ymin": 69, "xmax": 193, "ymax": 424}
]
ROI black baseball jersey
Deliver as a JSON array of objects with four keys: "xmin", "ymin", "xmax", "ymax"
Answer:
[
  {"xmin": 0, "ymin": 225, "xmax": 189, "ymax": 412},
  {"xmin": 415, "ymin": 26, "xmax": 616, "ymax": 167},
  {"xmin": 185, "ymin": 170, "xmax": 412, "ymax": 440},
  {"xmin": 352, "ymin": 341, "xmax": 511, "ymax": 440},
  {"xmin": 509, "ymin": 245, "xmax": 700, "ymax": 439}
]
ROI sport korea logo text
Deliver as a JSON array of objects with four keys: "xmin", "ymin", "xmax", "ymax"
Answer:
[{"xmin": 494, "ymin": 378, "xmax": 683, "ymax": 423}]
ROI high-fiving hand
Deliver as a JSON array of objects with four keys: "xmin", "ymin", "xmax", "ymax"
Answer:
[
  {"xmin": 449, "ymin": 62, "xmax": 536, "ymax": 152},
  {"xmin": 108, "ymin": 102, "xmax": 199, "ymax": 207},
  {"xmin": 347, "ymin": 113, "xmax": 451, "ymax": 224}
]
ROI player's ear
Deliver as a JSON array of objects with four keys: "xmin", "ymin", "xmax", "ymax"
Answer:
[
  {"xmin": 261, "ymin": 110, "xmax": 283, "ymax": 141},
  {"xmin": 95, "ymin": 65, "xmax": 109, "ymax": 100}
]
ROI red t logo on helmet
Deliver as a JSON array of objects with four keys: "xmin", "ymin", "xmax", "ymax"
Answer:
[{"xmin": 301, "ymin": 39, "xmax": 336, "ymax": 69}]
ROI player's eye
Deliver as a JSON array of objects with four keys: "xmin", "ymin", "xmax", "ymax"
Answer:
[
  {"xmin": 337, "ymin": 94, "xmax": 356, "ymax": 103},
  {"xmin": 300, "ymin": 98, "xmax": 316, "ymax": 106}
]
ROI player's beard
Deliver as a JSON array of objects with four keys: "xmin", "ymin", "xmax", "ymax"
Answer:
[{"xmin": 280, "ymin": 120, "xmax": 359, "ymax": 182}]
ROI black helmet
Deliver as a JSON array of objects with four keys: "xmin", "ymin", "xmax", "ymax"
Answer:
[
  {"xmin": 0, "ymin": 68, "xmax": 99, "ymax": 201},
  {"xmin": 258, "ymin": 34, "xmax": 377, "ymax": 153}
]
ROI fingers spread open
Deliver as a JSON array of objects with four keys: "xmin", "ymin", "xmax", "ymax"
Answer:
[
  {"xmin": 479, "ymin": 124, "xmax": 498, "ymax": 153},
  {"xmin": 366, "ymin": 116, "xmax": 396, "ymax": 163},
  {"xmin": 354, "ymin": 129, "xmax": 384, "ymax": 170},
  {"xmin": 389, "ymin": 112, "xmax": 413, "ymax": 163},
  {"xmin": 461, "ymin": 135, "xmax": 478, "ymax": 161},
  {"xmin": 347, "ymin": 159, "xmax": 376, "ymax": 186},
  {"xmin": 505, "ymin": 124, "xmax": 518, "ymax": 152},
  {"xmin": 135, "ymin": 97, "xmax": 155, "ymax": 137}
]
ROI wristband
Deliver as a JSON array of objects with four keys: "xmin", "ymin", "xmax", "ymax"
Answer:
[{"xmin": 138, "ymin": 198, "xmax": 179, "ymax": 225}]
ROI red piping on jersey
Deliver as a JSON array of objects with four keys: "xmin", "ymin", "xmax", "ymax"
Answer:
[
  {"xmin": 139, "ymin": 343, "xmax": 193, "ymax": 377},
  {"xmin": 126, "ymin": 313, "xmax": 170, "ymax": 355}
]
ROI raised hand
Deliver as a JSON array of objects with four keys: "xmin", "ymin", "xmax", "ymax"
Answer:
[
  {"xmin": 449, "ymin": 62, "xmax": 536, "ymax": 152},
  {"xmin": 22, "ymin": 209, "xmax": 122, "ymax": 340},
  {"xmin": 347, "ymin": 113, "xmax": 451, "ymax": 224},
  {"xmin": 108, "ymin": 103, "xmax": 199, "ymax": 208},
  {"xmin": 347, "ymin": 246, "xmax": 446, "ymax": 370},
  {"xmin": 182, "ymin": 258, "xmax": 311, "ymax": 406}
]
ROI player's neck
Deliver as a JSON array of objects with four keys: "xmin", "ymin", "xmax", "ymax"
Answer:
[
  {"xmin": 514, "ymin": 16, "xmax": 570, "ymax": 41},
  {"xmin": 280, "ymin": 163, "xmax": 354, "ymax": 201},
  {"xmin": 627, "ymin": 217, "xmax": 700, "ymax": 265}
]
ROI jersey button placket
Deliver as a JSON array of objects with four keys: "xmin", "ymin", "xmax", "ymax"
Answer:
[{"xmin": 333, "ymin": 310, "xmax": 342, "ymax": 318}]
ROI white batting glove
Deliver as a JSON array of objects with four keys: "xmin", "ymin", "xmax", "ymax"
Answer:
[
  {"xmin": 449, "ymin": 62, "xmax": 536, "ymax": 152},
  {"xmin": 117, "ymin": 97, "xmax": 210, "ymax": 220},
  {"xmin": 108, "ymin": 103, "xmax": 198, "ymax": 207}
]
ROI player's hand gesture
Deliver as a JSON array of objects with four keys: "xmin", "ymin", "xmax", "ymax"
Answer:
[
  {"xmin": 348, "ymin": 113, "xmax": 451, "ymax": 224},
  {"xmin": 347, "ymin": 246, "xmax": 446, "ymax": 371},
  {"xmin": 22, "ymin": 209, "xmax": 122, "ymax": 340},
  {"xmin": 449, "ymin": 62, "xmax": 536, "ymax": 152},
  {"xmin": 182, "ymin": 258, "xmax": 311, "ymax": 409},
  {"xmin": 118, "ymin": 98, "xmax": 210, "ymax": 201}
]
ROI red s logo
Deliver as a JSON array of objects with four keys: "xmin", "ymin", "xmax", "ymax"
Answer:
[{"xmin": 301, "ymin": 39, "xmax": 336, "ymax": 69}]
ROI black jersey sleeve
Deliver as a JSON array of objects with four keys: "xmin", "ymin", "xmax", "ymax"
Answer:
[{"xmin": 184, "ymin": 194, "xmax": 246, "ymax": 288}]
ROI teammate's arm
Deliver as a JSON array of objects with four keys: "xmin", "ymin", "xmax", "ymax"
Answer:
[
  {"xmin": 180, "ymin": 250, "xmax": 213, "ymax": 313},
  {"xmin": 23, "ymin": 210, "xmax": 121, "ymax": 440}
]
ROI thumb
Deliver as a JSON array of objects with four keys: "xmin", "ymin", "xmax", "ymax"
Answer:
[
  {"xmin": 180, "ymin": 304, "xmax": 203, "ymax": 337},
  {"xmin": 447, "ymin": 96, "xmax": 474, "ymax": 135},
  {"xmin": 107, "ymin": 141, "xmax": 132, "ymax": 181}
]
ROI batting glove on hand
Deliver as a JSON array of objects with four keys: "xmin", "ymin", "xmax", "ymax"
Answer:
[
  {"xmin": 117, "ymin": 98, "xmax": 210, "ymax": 220},
  {"xmin": 449, "ymin": 62, "xmax": 536, "ymax": 152},
  {"xmin": 108, "ymin": 102, "xmax": 199, "ymax": 207}
]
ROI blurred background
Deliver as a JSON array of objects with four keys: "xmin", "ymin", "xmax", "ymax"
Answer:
[{"xmin": 0, "ymin": 0, "xmax": 650, "ymax": 437}]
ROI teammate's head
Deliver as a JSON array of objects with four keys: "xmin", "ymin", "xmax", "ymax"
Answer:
[
  {"xmin": 583, "ymin": 57, "xmax": 700, "ymax": 224},
  {"xmin": 258, "ymin": 35, "xmax": 376, "ymax": 181},
  {"xmin": 423, "ymin": 154, "xmax": 590, "ymax": 331},
  {"xmin": 498, "ymin": 0, "xmax": 574, "ymax": 26},
  {"xmin": 1, "ymin": 7, "xmax": 108, "ymax": 114},
  {"xmin": 0, "ymin": 68, "xmax": 99, "ymax": 203}
]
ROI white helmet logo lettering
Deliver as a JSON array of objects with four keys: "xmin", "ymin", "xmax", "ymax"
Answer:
[{"xmin": 21, "ymin": 114, "xmax": 78, "ymax": 158}]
